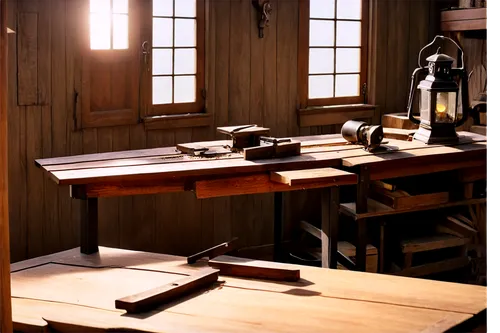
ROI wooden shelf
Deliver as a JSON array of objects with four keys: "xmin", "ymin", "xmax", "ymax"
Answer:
[
  {"xmin": 340, "ymin": 197, "xmax": 486, "ymax": 220},
  {"xmin": 441, "ymin": 8, "xmax": 486, "ymax": 32}
]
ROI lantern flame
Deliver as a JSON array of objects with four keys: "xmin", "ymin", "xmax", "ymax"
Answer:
[{"xmin": 436, "ymin": 103, "xmax": 447, "ymax": 113}]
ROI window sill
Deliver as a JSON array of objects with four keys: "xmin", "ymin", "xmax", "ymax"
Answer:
[
  {"xmin": 143, "ymin": 113, "xmax": 212, "ymax": 130},
  {"xmin": 297, "ymin": 104, "xmax": 377, "ymax": 127}
]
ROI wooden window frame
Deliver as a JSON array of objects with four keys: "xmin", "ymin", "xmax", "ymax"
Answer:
[
  {"xmin": 78, "ymin": 0, "xmax": 209, "ymax": 130},
  {"xmin": 297, "ymin": 0, "xmax": 370, "ymax": 109},
  {"xmin": 141, "ymin": 0, "xmax": 206, "ymax": 118}
]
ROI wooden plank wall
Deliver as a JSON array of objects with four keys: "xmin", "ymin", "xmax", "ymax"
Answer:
[{"xmin": 7, "ymin": 0, "xmax": 443, "ymax": 262}]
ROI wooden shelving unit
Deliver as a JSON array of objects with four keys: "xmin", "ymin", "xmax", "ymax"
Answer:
[{"xmin": 441, "ymin": 7, "xmax": 486, "ymax": 32}]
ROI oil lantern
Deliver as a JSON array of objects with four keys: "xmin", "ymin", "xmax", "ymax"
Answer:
[{"xmin": 407, "ymin": 35, "xmax": 470, "ymax": 144}]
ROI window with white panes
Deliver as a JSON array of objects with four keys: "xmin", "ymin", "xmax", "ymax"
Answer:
[
  {"xmin": 90, "ymin": 0, "xmax": 129, "ymax": 50},
  {"xmin": 298, "ymin": 0, "xmax": 368, "ymax": 107},
  {"xmin": 148, "ymin": 0, "xmax": 205, "ymax": 115}
]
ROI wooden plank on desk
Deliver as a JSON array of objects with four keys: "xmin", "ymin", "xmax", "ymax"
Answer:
[
  {"xmin": 270, "ymin": 168, "xmax": 356, "ymax": 186},
  {"xmin": 194, "ymin": 172, "xmax": 347, "ymax": 199},
  {"xmin": 208, "ymin": 255, "xmax": 300, "ymax": 281},
  {"xmin": 343, "ymin": 141, "xmax": 487, "ymax": 168},
  {"xmin": 340, "ymin": 198, "xmax": 487, "ymax": 220},
  {"xmin": 115, "ymin": 268, "xmax": 220, "ymax": 313},
  {"xmin": 51, "ymin": 152, "xmax": 344, "ymax": 185}
]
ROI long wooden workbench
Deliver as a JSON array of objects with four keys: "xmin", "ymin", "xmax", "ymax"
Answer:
[
  {"xmin": 34, "ymin": 130, "xmax": 487, "ymax": 271},
  {"xmin": 11, "ymin": 246, "xmax": 486, "ymax": 332}
]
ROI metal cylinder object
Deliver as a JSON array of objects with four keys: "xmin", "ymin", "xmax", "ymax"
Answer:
[
  {"xmin": 341, "ymin": 120, "xmax": 367, "ymax": 144},
  {"xmin": 341, "ymin": 120, "xmax": 384, "ymax": 151}
]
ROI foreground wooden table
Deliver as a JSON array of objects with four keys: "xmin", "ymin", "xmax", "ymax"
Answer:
[{"xmin": 10, "ymin": 246, "xmax": 486, "ymax": 333}]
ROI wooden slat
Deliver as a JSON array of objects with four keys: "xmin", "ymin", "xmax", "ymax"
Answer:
[
  {"xmin": 340, "ymin": 198, "xmax": 487, "ymax": 220},
  {"xmin": 0, "ymin": 0, "xmax": 13, "ymax": 330},
  {"xmin": 441, "ymin": 19, "xmax": 486, "ymax": 32},
  {"xmin": 80, "ymin": 179, "xmax": 186, "ymax": 198},
  {"xmin": 50, "ymin": 151, "xmax": 345, "ymax": 185},
  {"xmin": 441, "ymin": 8, "xmax": 487, "ymax": 22},
  {"xmin": 208, "ymin": 255, "xmax": 300, "ymax": 282},
  {"xmin": 270, "ymin": 168, "xmax": 357, "ymax": 186},
  {"xmin": 393, "ymin": 257, "xmax": 470, "ymax": 278},
  {"xmin": 194, "ymin": 172, "xmax": 348, "ymax": 199},
  {"xmin": 33, "ymin": 135, "xmax": 347, "ymax": 169},
  {"xmin": 115, "ymin": 268, "xmax": 219, "ymax": 314},
  {"xmin": 343, "ymin": 141, "xmax": 487, "ymax": 167},
  {"xmin": 400, "ymin": 235, "xmax": 470, "ymax": 254},
  {"xmin": 17, "ymin": 12, "xmax": 38, "ymax": 106}
]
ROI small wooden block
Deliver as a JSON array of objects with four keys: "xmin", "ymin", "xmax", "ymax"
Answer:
[
  {"xmin": 115, "ymin": 268, "xmax": 219, "ymax": 313},
  {"xmin": 208, "ymin": 255, "xmax": 300, "ymax": 282},
  {"xmin": 369, "ymin": 187, "xmax": 449, "ymax": 210},
  {"xmin": 176, "ymin": 143, "xmax": 209, "ymax": 155},
  {"xmin": 217, "ymin": 125, "xmax": 270, "ymax": 137},
  {"xmin": 274, "ymin": 141, "xmax": 301, "ymax": 158},
  {"xmin": 243, "ymin": 141, "xmax": 301, "ymax": 161},
  {"xmin": 383, "ymin": 128, "xmax": 415, "ymax": 141},
  {"xmin": 382, "ymin": 113, "xmax": 419, "ymax": 130},
  {"xmin": 270, "ymin": 168, "xmax": 357, "ymax": 186},
  {"xmin": 371, "ymin": 180, "xmax": 397, "ymax": 192},
  {"xmin": 400, "ymin": 235, "xmax": 470, "ymax": 254},
  {"xmin": 243, "ymin": 144, "xmax": 275, "ymax": 160},
  {"xmin": 443, "ymin": 216, "xmax": 477, "ymax": 238}
]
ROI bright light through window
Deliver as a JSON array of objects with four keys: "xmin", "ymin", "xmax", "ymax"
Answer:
[{"xmin": 90, "ymin": 0, "xmax": 129, "ymax": 50}]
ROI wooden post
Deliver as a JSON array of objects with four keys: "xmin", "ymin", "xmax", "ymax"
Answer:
[{"xmin": 0, "ymin": 0, "xmax": 13, "ymax": 331}]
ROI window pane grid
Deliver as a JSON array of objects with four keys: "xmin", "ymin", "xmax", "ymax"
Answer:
[
  {"xmin": 90, "ymin": 0, "xmax": 128, "ymax": 50},
  {"xmin": 152, "ymin": 0, "xmax": 197, "ymax": 105},
  {"xmin": 308, "ymin": 0, "xmax": 362, "ymax": 99}
]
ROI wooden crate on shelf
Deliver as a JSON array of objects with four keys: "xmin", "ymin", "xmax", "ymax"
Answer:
[
  {"xmin": 390, "ymin": 215, "xmax": 476, "ymax": 278},
  {"xmin": 369, "ymin": 180, "xmax": 450, "ymax": 210},
  {"xmin": 382, "ymin": 113, "xmax": 419, "ymax": 130},
  {"xmin": 337, "ymin": 241, "xmax": 378, "ymax": 273}
]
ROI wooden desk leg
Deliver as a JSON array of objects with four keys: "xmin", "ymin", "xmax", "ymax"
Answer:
[
  {"xmin": 80, "ymin": 198, "xmax": 98, "ymax": 254},
  {"xmin": 356, "ymin": 166, "xmax": 369, "ymax": 271},
  {"xmin": 274, "ymin": 192, "xmax": 284, "ymax": 262},
  {"xmin": 321, "ymin": 187, "xmax": 339, "ymax": 268}
]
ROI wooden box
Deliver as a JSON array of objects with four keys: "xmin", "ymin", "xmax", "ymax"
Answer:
[
  {"xmin": 382, "ymin": 113, "xmax": 419, "ymax": 130},
  {"xmin": 369, "ymin": 187, "xmax": 449, "ymax": 210},
  {"xmin": 337, "ymin": 241, "xmax": 378, "ymax": 273}
]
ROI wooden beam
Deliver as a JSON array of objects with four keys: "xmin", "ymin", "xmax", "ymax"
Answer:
[
  {"xmin": 0, "ymin": 0, "xmax": 13, "ymax": 330},
  {"xmin": 208, "ymin": 255, "xmax": 300, "ymax": 282},
  {"xmin": 115, "ymin": 268, "xmax": 220, "ymax": 314}
]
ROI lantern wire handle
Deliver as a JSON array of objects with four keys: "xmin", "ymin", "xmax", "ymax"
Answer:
[{"xmin": 417, "ymin": 35, "xmax": 465, "ymax": 70}]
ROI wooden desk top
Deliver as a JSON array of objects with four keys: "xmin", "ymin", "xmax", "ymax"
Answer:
[
  {"xmin": 34, "ymin": 131, "xmax": 486, "ymax": 188},
  {"xmin": 10, "ymin": 247, "xmax": 486, "ymax": 333}
]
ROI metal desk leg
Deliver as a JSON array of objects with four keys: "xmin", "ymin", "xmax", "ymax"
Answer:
[
  {"xmin": 274, "ymin": 192, "xmax": 284, "ymax": 262},
  {"xmin": 356, "ymin": 166, "xmax": 369, "ymax": 271},
  {"xmin": 80, "ymin": 197, "xmax": 98, "ymax": 254},
  {"xmin": 321, "ymin": 187, "xmax": 339, "ymax": 268}
]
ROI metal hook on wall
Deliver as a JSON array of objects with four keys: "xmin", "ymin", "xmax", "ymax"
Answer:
[{"xmin": 252, "ymin": 0, "xmax": 272, "ymax": 38}]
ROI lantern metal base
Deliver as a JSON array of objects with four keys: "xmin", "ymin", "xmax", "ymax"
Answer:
[{"xmin": 413, "ymin": 125, "xmax": 459, "ymax": 145}]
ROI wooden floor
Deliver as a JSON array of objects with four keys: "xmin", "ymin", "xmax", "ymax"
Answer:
[{"xmin": 10, "ymin": 247, "xmax": 486, "ymax": 332}]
